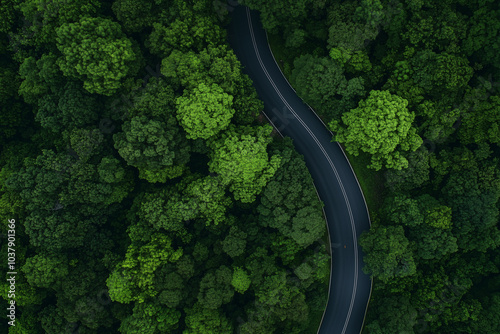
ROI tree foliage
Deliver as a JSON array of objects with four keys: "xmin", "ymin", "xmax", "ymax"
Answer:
[
  {"xmin": 56, "ymin": 17, "xmax": 139, "ymax": 95},
  {"xmin": 330, "ymin": 90, "xmax": 423, "ymax": 170},
  {"xmin": 208, "ymin": 125, "xmax": 281, "ymax": 203}
]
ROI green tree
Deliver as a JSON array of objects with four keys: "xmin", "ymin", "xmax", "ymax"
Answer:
[
  {"xmin": 156, "ymin": 270, "xmax": 186, "ymax": 309},
  {"xmin": 239, "ymin": 0, "xmax": 316, "ymax": 33},
  {"xmin": 401, "ymin": 3, "xmax": 468, "ymax": 54},
  {"xmin": 107, "ymin": 233, "xmax": 183, "ymax": 303},
  {"xmin": 175, "ymin": 82, "xmax": 235, "ymax": 140},
  {"xmin": 258, "ymin": 138, "xmax": 326, "ymax": 247},
  {"xmin": 359, "ymin": 225, "xmax": 417, "ymax": 283},
  {"xmin": 112, "ymin": 0, "xmax": 156, "ymax": 33},
  {"xmin": 384, "ymin": 50, "xmax": 473, "ymax": 104},
  {"xmin": 161, "ymin": 45, "xmax": 242, "ymax": 94},
  {"xmin": 330, "ymin": 90, "xmax": 423, "ymax": 170},
  {"xmin": 222, "ymin": 226, "xmax": 247, "ymax": 258},
  {"xmin": 364, "ymin": 295, "xmax": 418, "ymax": 334},
  {"xmin": 56, "ymin": 17, "xmax": 139, "ymax": 95},
  {"xmin": 183, "ymin": 303, "xmax": 233, "ymax": 334},
  {"xmin": 197, "ymin": 265, "xmax": 234, "ymax": 309},
  {"xmin": 473, "ymin": 293, "xmax": 500, "ymax": 333},
  {"xmin": 208, "ymin": 125, "xmax": 281, "ymax": 203},
  {"xmin": 119, "ymin": 301, "xmax": 181, "ymax": 334},
  {"xmin": 441, "ymin": 156, "xmax": 500, "ymax": 252},
  {"xmin": 113, "ymin": 115, "xmax": 191, "ymax": 183},
  {"xmin": 147, "ymin": 16, "xmax": 226, "ymax": 57},
  {"xmin": 13, "ymin": 0, "xmax": 102, "ymax": 48},
  {"xmin": 34, "ymin": 81, "xmax": 98, "ymax": 132},
  {"xmin": 290, "ymin": 54, "xmax": 365, "ymax": 119},
  {"xmin": 459, "ymin": 90, "xmax": 500, "ymax": 146},
  {"xmin": 384, "ymin": 195, "xmax": 424, "ymax": 227},
  {"xmin": 231, "ymin": 267, "xmax": 251, "ymax": 294},
  {"xmin": 18, "ymin": 53, "xmax": 64, "ymax": 105},
  {"xmin": 22, "ymin": 253, "xmax": 69, "ymax": 289},
  {"xmin": 409, "ymin": 223, "xmax": 458, "ymax": 260},
  {"xmin": 462, "ymin": 5, "xmax": 500, "ymax": 69},
  {"xmin": 254, "ymin": 271, "xmax": 309, "ymax": 322}
]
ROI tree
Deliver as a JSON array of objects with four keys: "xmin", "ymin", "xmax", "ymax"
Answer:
[
  {"xmin": 401, "ymin": 3, "xmax": 468, "ymax": 54},
  {"xmin": 124, "ymin": 77, "xmax": 177, "ymax": 122},
  {"xmin": 364, "ymin": 295, "xmax": 418, "ymax": 334},
  {"xmin": 415, "ymin": 100, "xmax": 461, "ymax": 144},
  {"xmin": 472, "ymin": 293, "xmax": 500, "ymax": 333},
  {"xmin": 458, "ymin": 89, "xmax": 500, "ymax": 147},
  {"xmin": 359, "ymin": 225, "xmax": 417, "ymax": 283},
  {"xmin": 183, "ymin": 303, "xmax": 233, "ymax": 334},
  {"xmin": 231, "ymin": 267, "xmax": 251, "ymax": 294},
  {"xmin": 119, "ymin": 301, "xmax": 181, "ymax": 334},
  {"xmin": 239, "ymin": 0, "xmax": 317, "ymax": 34},
  {"xmin": 18, "ymin": 53, "xmax": 65, "ymax": 105},
  {"xmin": 289, "ymin": 206, "xmax": 326, "ymax": 247},
  {"xmin": 112, "ymin": 0, "xmax": 155, "ymax": 33},
  {"xmin": 258, "ymin": 138, "xmax": 326, "ymax": 247},
  {"xmin": 113, "ymin": 115, "xmax": 191, "ymax": 183},
  {"xmin": 147, "ymin": 16, "xmax": 226, "ymax": 57},
  {"xmin": 56, "ymin": 17, "xmax": 139, "ymax": 95},
  {"xmin": 183, "ymin": 175, "xmax": 232, "ymax": 225},
  {"xmin": 222, "ymin": 226, "xmax": 247, "ymax": 258},
  {"xmin": 290, "ymin": 54, "xmax": 365, "ymax": 119},
  {"xmin": 22, "ymin": 253, "xmax": 69, "ymax": 289},
  {"xmin": 0, "ymin": 0, "xmax": 15, "ymax": 34},
  {"xmin": 384, "ymin": 195, "xmax": 424, "ymax": 227},
  {"xmin": 156, "ymin": 270, "xmax": 186, "ymax": 309},
  {"xmin": 409, "ymin": 223, "xmax": 458, "ymax": 261},
  {"xmin": 384, "ymin": 50, "xmax": 474, "ymax": 104},
  {"xmin": 197, "ymin": 265, "xmax": 234, "ymax": 309},
  {"xmin": 441, "ymin": 154, "xmax": 500, "ymax": 252},
  {"xmin": 330, "ymin": 90, "xmax": 423, "ymax": 170},
  {"xmin": 175, "ymin": 82, "xmax": 235, "ymax": 140},
  {"xmin": 13, "ymin": 0, "xmax": 102, "ymax": 48},
  {"xmin": 161, "ymin": 45, "xmax": 243, "ymax": 94},
  {"xmin": 5, "ymin": 149, "xmax": 132, "ymax": 250},
  {"xmin": 136, "ymin": 175, "xmax": 231, "ymax": 234},
  {"xmin": 34, "ymin": 81, "xmax": 98, "ymax": 132},
  {"xmin": 208, "ymin": 125, "xmax": 281, "ymax": 203},
  {"xmin": 269, "ymin": 235, "xmax": 303, "ymax": 266},
  {"xmin": 327, "ymin": 1, "xmax": 378, "ymax": 72},
  {"xmin": 462, "ymin": 5, "xmax": 500, "ymax": 69},
  {"xmin": 107, "ymin": 233, "xmax": 183, "ymax": 303},
  {"xmin": 254, "ymin": 270, "xmax": 309, "ymax": 322}
]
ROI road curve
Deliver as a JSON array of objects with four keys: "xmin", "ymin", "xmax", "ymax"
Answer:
[{"xmin": 227, "ymin": 5, "xmax": 373, "ymax": 334}]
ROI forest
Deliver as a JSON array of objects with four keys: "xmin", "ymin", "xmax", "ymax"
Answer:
[
  {"xmin": 239, "ymin": 0, "xmax": 500, "ymax": 333},
  {"xmin": 0, "ymin": 0, "xmax": 331, "ymax": 333},
  {"xmin": 0, "ymin": 0, "xmax": 499, "ymax": 333}
]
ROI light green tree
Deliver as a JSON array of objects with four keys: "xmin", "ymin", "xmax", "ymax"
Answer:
[
  {"xmin": 175, "ymin": 83, "xmax": 235, "ymax": 140},
  {"xmin": 231, "ymin": 267, "xmax": 251, "ymax": 294},
  {"xmin": 107, "ymin": 234, "xmax": 183, "ymax": 303},
  {"xmin": 56, "ymin": 17, "xmax": 139, "ymax": 95},
  {"xmin": 330, "ymin": 90, "xmax": 423, "ymax": 170},
  {"xmin": 208, "ymin": 125, "xmax": 281, "ymax": 203}
]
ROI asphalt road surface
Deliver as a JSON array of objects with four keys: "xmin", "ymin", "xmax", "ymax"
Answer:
[{"xmin": 227, "ymin": 5, "xmax": 373, "ymax": 334}]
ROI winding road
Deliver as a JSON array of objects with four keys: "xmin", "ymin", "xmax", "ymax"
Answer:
[{"xmin": 227, "ymin": 5, "xmax": 373, "ymax": 334}]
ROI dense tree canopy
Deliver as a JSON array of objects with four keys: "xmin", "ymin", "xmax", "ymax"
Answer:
[
  {"xmin": 208, "ymin": 124, "xmax": 282, "ymax": 203},
  {"xmin": 55, "ymin": 17, "xmax": 140, "ymax": 95},
  {"xmin": 175, "ymin": 82, "xmax": 235, "ymax": 140},
  {"xmin": 3, "ymin": 0, "xmax": 500, "ymax": 332},
  {"xmin": 330, "ymin": 90, "xmax": 423, "ymax": 170}
]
